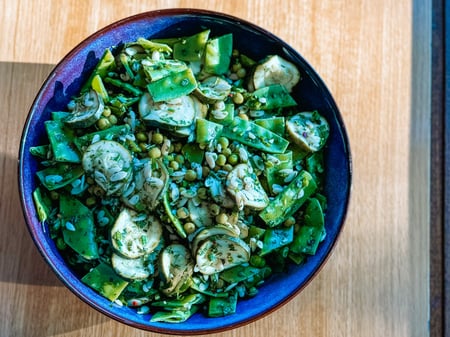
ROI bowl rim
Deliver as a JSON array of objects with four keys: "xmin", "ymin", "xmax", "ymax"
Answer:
[{"xmin": 18, "ymin": 8, "xmax": 352, "ymax": 335}]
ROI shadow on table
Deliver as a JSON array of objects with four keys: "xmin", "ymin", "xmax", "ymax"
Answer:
[{"xmin": 0, "ymin": 62, "xmax": 110, "ymax": 336}]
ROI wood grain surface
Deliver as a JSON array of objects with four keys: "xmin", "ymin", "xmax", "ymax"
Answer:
[{"xmin": 0, "ymin": 1, "xmax": 431, "ymax": 336}]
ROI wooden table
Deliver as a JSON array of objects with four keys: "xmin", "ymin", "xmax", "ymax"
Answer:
[{"xmin": 0, "ymin": 1, "xmax": 434, "ymax": 336}]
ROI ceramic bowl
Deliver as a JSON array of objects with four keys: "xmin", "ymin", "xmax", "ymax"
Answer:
[{"xmin": 18, "ymin": 9, "xmax": 351, "ymax": 334}]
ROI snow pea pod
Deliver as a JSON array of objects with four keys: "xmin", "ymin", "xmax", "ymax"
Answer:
[
  {"xmin": 44, "ymin": 120, "xmax": 81, "ymax": 163},
  {"xmin": 259, "ymin": 170, "xmax": 317, "ymax": 227},
  {"xmin": 81, "ymin": 262, "xmax": 129, "ymax": 301},
  {"xmin": 59, "ymin": 194, "xmax": 99, "ymax": 260},
  {"xmin": 36, "ymin": 163, "xmax": 84, "ymax": 191},
  {"xmin": 290, "ymin": 198, "xmax": 326, "ymax": 255},
  {"xmin": 221, "ymin": 117, "xmax": 289, "ymax": 154}
]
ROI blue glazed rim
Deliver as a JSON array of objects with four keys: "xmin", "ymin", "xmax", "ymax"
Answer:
[{"xmin": 18, "ymin": 8, "xmax": 352, "ymax": 335}]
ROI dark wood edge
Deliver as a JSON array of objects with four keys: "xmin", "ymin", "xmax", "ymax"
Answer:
[{"xmin": 430, "ymin": 0, "xmax": 445, "ymax": 336}]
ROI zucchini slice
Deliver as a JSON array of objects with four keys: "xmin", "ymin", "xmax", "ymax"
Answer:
[
  {"xmin": 190, "ymin": 225, "xmax": 240, "ymax": 256},
  {"xmin": 64, "ymin": 89, "xmax": 104, "ymax": 128},
  {"xmin": 111, "ymin": 253, "xmax": 152, "ymax": 280},
  {"xmin": 82, "ymin": 140, "xmax": 133, "ymax": 196},
  {"xmin": 195, "ymin": 234, "xmax": 250, "ymax": 275},
  {"xmin": 250, "ymin": 55, "xmax": 300, "ymax": 93},
  {"xmin": 111, "ymin": 208, "xmax": 162, "ymax": 259},
  {"xmin": 286, "ymin": 111, "xmax": 330, "ymax": 152},
  {"xmin": 193, "ymin": 76, "xmax": 231, "ymax": 103},
  {"xmin": 226, "ymin": 163, "xmax": 269, "ymax": 211},
  {"xmin": 138, "ymin": 92, "xmax": 197, "ymax": 130},
  {"xmin": 159, "ymin": 244, "xmax": 194, "ymax": 296}
]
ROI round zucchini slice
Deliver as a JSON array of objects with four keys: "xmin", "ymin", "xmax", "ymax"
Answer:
[
  {"xmin": 111, "ymin": 253, "xmax": 152, "ymax": 280},
  {"xmin": 195, "ymin": 234, "xmax": 250, "ymax": 275},
  {"xmin": 193, "ymin": 76, "xmax": 231, "ymax": 103},
  {"xmin": 159, "ymin": 244, "xmax": 194, "ymax": 296},
  {"xmin": 286, "ymin": 111, "xmax": 330, "ymax": 152},
  {"xmin": 64, "ymin": 89, "xmax": 104, "ymax": 128},
  {"xmin": 82, "ymin": 140, "xmax": 133, "ymax": 196},
  {"xmin": 226, "ymin": 163, "xmax": 269, "ymax": 211},
  {"xmin": 250, "ymin": 55, "xmax": 300, "ymax": 93},
  {"xmin": 138, "ymin": 92, "xmax": 197, "ymax": 130},
  {"xmin": 110, "ymin": 208, "xmax": 162, "ymax": 259},
  {"xmin": 190, "ymin": 225, "xmax": 240, "ymax": 256}
]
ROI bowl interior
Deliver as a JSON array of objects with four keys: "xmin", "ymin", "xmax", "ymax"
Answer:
[{"xmin": 19, "ymin": 9, "xmax": 351, "ymax": 334}]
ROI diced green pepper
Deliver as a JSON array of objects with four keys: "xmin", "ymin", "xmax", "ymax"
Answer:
[
  {"xmin": 221, "ymin": 117, "xmax": 289, "ymax": 154},
  {"xmin": 259, "ymin": 170, "xmax": 317, "ymax": 227},
  {"xmin": 81, "ymin": 262, "xmax": 128, "ymax": 301},
  {"xmin": 59, "ymin": 194, "xmax": 99, "ymax": 260}
]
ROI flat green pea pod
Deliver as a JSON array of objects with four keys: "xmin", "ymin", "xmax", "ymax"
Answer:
[
  {"xmin": 150, "ymin": 306, "xmax": 200, "ymax": 323},
  {"xmin": 247, "ymin": 84, "xmax": 297, "ymax": 110},
  {"xmin": 81, "ymin": 262, "xmax": 129, "ymax": 301},
  {"xmin": 290, "ymin": 197, "xmax": 326, "ymax": 255},
  {"xmin": 173, "ymin": 29, "xmax": 210, "ymax": 62},
  {"xmin": 221, "ymin": 117, "xmax": 289, "ymax": 154},
  {"xmin": 146, "ymin": 68, "xmax": 197, "ymax": 102},
  {"xmin": 59, "ymin": 194, "xmax": 99, "ymax": 260},
  {"xmin": 36, "ymin": 163, "xmax": 84, "ymax": 191},
  {"xmin": 204, "ymin": 33, "xmax": 233, "ymax": 75},
  {"xmin": 195, "ymin": 118, "xmax": 223, "ymax": 146},
  {"xmin": 44, "ymin": 120, "xmax": 81, "ymax": 163},
  {"xmin": 260, "ymin": 226, "xmax": 294, "ymax": 256},
  {"xmin": 32, "ymin": 187, "xmax": 52, "ymax": 222},
  {"xmin": 73, "ymin": 124, "xmax": 130, "ymax": 151},
  {"xmin": 254, "ymin": 117, "xmax": 286, "ymax": 136},
  {"xmin": 259, "ymin": 170, "xmax": 317, "ymax": 227},
  {"xmin": 208, "ymin": 292, "xmax": 238, "ymax": 317},
  {"xmin": 81, "ymin": 48, "xmax": 116, "ymax": 93}
]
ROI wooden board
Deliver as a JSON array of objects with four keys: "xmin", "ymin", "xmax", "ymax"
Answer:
[{"xmin": 0, "ymin": 1, "xmax": 431, "ymax": 336}]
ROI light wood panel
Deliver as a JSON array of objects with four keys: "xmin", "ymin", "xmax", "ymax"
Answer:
[{"xmin": 0, "ymin": 1, "xmax": 431, "ymax": 336}]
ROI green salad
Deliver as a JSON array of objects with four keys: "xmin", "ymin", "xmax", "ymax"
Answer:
[{"xmin": 31, "ymin": 29, "xmax": 330, "ymax": 322}]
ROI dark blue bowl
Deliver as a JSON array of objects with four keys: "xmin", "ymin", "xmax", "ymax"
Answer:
[{"xmin": 18, "ymin": 9, "xmax": 352, "ymax": 335}]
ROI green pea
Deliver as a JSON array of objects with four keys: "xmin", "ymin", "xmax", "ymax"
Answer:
[
  {"xmin": 232, "ymin": 92, "xmax": 244, "ymax": 105},
  {"xmin": 218, "ymin": 136, "xmax": 229, "ymax": 149},
  {"xmin": 169, "ymin": 160, "xmax": 180, "ymax": 170},
  {"xmin": 183, "ymin": 222, "xmax": 196, "ymax": 234},
  {"xmin": 215, "ymin": 213, "xmax": 228, "ymax": 224},
  {"xmin": 185, "ymin": 169, "xmax": 197, "ymax": 182},
  {"xmin": 216, "ymin": 154, "xmax": 227, "ymax": 166},
  {"xmin": 102, "ymin": 106, "xmax": 112, "ymax": 117},
  {"xmin": 227, "ymin": 154, "xmax": 239, "ymax": 165},
  {"xmin": 148, "ymin": 147, "xmax": 162, "ymax": 159},
  {"xmin": 97, "ymin": 117, "xmax": 110, "ymax": 130},
  {"xmin": 221, "ymin": 148, "xmax": 232, "ymax": 157},
  {"xmin": 85, "ymin": 196, "xmax": 97, "ymax": 207},
  {"xmin": 152, "ymin": 132, "xmax": 164, "ymax": 145},
  {"xmin": 108, "ymin": 114, "xmax": 118, "ymax": 125},
  {"xmin": 210, "ymin": 203, "xmax": 220, "ymax": 216},
  {"xmin": 175, "ymin": 154, "xmax": 185, "ymax": 165},
  {"xmin": 56, "ymin": 237, "xmax": 67, "ymax": 250},
  {"xmin": 136, "ymin": 132, "xmax": 148, "ymax": 142}
]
